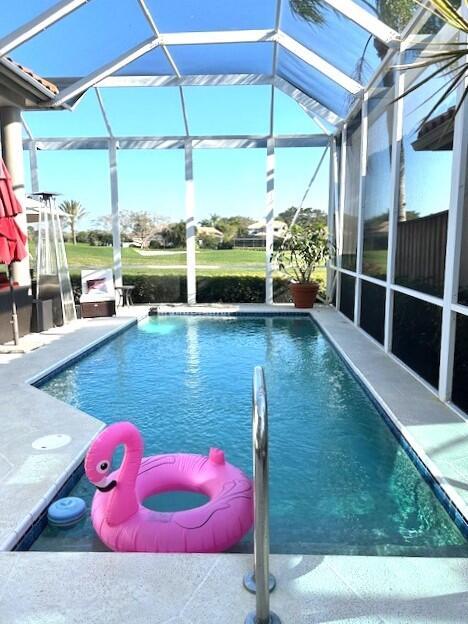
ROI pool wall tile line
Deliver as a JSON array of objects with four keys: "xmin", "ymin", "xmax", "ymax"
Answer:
[
  {"xmin": 154, "ymin": 311, "xmax": 310, "ymax": 317},
  {"xmin": 29, "ymin": 318, "xmax": 138, "ymax": 387},
  {"xmin": 14, "ymin": 464, "xmax": 85, "ymax": 552}
]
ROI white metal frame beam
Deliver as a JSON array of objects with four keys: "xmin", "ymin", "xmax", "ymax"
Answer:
[
  {"xmin": 383, "ymin": 56, "xmax": 404, "ymax": 354},
  {"xmin": 23, "ymin": 134, "xmax": 329, "ymax": 151},
  {"xmin": 0, "ymin": 0, "xmax": 89, "ymax": 57},
  {"xmin": 158, "ymin": 30, "xmax": 275, "ymax": 46},
  {"xmin": 96, "ymin": 74, "xmax": 274, "ymax": 88},
  {"xmin": 277, "ymin": 32, "xmax": 363, "ymax": 95},
  {"xmin": 109, "ymin": 139, "xmax": 122, "ymax": 288},
  {"xmin": 95, "ymin": 88, "xmax": 114, "ymax": 137},
  {"xmin": 274, "ymin": 77, "xmax": 341, "ymax": 128},
  {"xmin": 29, "ymin": 141, "xmax": 40, "ymax": 193},
  {"xmin": 353, "ymin": 93, "xmax": 368, "ymax": 326},
  {"xmin": 323, "ymin": 0, "xmax": 400, "ymax": 45},
  {"xmin": 265, "ymin": 138, "xmax": 275, "ymax": 305},
  {"xmin": 51, "ymin": 37, "xmax": 160, "ymax": 106},
  {"xmin": 439, "ymin": 6, "xmax": 468, "ymax": 402},
  {"xmin": 326, "ymin": 136, "xmax": 337, "ymax": 302},
  {"xmin": 185, "ymin": 141, "xmax": 196, "ymax": 304}
]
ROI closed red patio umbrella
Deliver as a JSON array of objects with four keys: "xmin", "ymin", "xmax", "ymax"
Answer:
[{"xmin": 0, "ymin": 158, "xmax": 28, "ymax": 345}]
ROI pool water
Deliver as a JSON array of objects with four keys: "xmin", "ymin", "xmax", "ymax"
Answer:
[{"xmin": 32, "ymin": 315, "xmax": 468, "ymax": 555}]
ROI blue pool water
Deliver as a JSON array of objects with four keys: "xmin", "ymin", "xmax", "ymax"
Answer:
[{"xmin": 32, "ymin": 315, "xmax": 468, "ymax": 555}]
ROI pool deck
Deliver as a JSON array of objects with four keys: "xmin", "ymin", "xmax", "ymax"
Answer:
[
  {"xmin": 1, "ymin": 302, "xmax": 468, "ymax": 623},
  {"xmin": 2, "ymin": 551, "xmax": 468, "ymax": 623}
]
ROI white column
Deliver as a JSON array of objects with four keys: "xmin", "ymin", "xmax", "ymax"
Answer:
[
  {"xmin": 0, "ymin": 106, "xmax": 30, "ymax": 286},
  {"xmin": 265, "ymin": 137, "xmax": 275, "ymax": 305},
  {"xmin": 185, "ymin": 141, "xmax": 196, "ymax": 305},
  {"xmin": 384, "ymin": 63, "xmax": 404, "ymax": 353},
  {"xmin": 336, "ymin": 126, "xmax": 347, "ymax": 311},
  {"xmin": 29, "ymin": 141, "xmax": 40, "ymax": 193},
  {"xmin": 108, "ymin": 140, "xmax": 122, "ymax": 288},
  {"xmin": 326, "ymin": 137, "xmax": 335, "ymax": 303},
  {"xmin": 439, "ymin": 28, "xmax": 468, "ymax": 401},
  {"xmin": 354, "ymin": 95, "xmax": 368, "ymax": 324}
]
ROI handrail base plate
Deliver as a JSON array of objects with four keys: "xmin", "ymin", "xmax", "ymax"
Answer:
[
  {"xmin": 243, "ymin": 571, "xmax": 276, "ymax": 594},
  {"xmin": 245, "ymin": 611, "xmax": 282, "ymax": 624}
]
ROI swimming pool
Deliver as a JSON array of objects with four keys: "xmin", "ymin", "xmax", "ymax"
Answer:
[{"xmin": 32, "ymin": 315, "xmax": 468, "ymax": 555}]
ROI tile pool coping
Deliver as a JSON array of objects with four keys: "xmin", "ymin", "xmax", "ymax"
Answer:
[{"xmin": 3, "ymin": 303, "xmax": 468, "ymax": 552}]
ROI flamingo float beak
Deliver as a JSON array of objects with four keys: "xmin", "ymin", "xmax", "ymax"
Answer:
[{"xmin": 94, "ymin": 476, "xmax": 117, "ymax": 492}]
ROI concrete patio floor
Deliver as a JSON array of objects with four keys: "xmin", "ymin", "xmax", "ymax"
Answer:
[{"xmin": 1, "ymin": 552, "xmax": 468, "ymax": 623}]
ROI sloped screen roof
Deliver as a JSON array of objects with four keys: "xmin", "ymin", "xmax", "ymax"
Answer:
[{"xmin": 0, "ymin": 0, "xmax": 427, "ymax": 130}]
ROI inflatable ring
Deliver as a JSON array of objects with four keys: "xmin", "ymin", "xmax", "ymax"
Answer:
[{"xmin": 85, "ymin": 422, "xmax": 253, "ymax": 552}]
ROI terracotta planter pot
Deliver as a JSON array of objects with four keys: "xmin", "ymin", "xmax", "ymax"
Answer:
[{"xmin": 289, "ymin": 282, "xmax": 319, "ymax": 309}]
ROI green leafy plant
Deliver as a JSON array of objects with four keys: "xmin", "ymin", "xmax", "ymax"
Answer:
[
  {"xmin": 273, "ymin": 225, "xmax": 330, "ymax": 284},
  {"xmin": 70, "ymin": 274, "xmax": 293, "ymax": 304}
]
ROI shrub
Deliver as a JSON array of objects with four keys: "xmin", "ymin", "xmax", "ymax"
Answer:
[
  {"xmin": 71, "ymin": 274, "xmax": 292, "ymax": 304},
  {"xmin": 217, "ymin": 240, "xmax": 234, "ymax": 250},
  {"xmin": 198, "ymin": 234, "xmax": 219, "ymax": 250}
]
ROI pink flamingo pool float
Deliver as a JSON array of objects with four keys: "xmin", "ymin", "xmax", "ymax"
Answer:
[{"xmin": 85, "ymin": 422, "xmax": 253, "ymax": 552}]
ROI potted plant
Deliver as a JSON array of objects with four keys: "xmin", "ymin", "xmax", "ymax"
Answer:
[{"xmin": 273, "ymin": 224, "xmax": 330, "ymax": 308}]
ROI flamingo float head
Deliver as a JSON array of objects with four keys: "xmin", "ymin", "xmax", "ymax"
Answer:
[{"xmin": 85, "ymin": 421, "xmax": 143, "ymax": 494}]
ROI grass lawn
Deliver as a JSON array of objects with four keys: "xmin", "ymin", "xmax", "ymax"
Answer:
[
  {"xmin": 62, "ymin": 243, "xmax": 326, "ymax": 283},
  {"xmin": 64, "ymin": 244, "xmax": 265, "ymax": 276}
]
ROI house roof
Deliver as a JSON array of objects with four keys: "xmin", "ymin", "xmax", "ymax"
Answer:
[
  {"xmin": 249, "ymin": 219, "xmax": 287, "ymax": 230},
  {"xmin": 197, "ymin": 226, "xmax": 224, "ymax": 237},
  {"xmin": 6, "ymin": 57, "xmax": 58, "ymax": 95}
]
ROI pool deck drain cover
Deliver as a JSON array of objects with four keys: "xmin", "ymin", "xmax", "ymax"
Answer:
[{"xmin": 32, "ymin": 434, "xmax": 71, "ymax": 450}]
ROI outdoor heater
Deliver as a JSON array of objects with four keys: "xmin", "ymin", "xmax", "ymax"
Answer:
[{"xmin": 31, "ymin": 192, "xmax": 76, "ymax": 326}]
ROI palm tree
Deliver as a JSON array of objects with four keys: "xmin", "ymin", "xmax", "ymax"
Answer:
[
  {"xmin": 59, "ymin": 200, "xmax": 86, "ymax": 245},
  {"xmin": 208, "ymin": 213, "xmax": 221, "ymax": 228}
]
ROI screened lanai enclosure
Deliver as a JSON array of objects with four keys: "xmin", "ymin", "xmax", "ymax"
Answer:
[{"xmin": 1, "ymin": 2, "xmax": 468, "ymax": 412}]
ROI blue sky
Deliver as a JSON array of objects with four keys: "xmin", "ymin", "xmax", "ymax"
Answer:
[{"xmin": 23, "ymin": 86, "xmax": 330, "ymax": 229}]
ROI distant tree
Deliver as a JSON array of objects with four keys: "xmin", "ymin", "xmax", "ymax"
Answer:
[
  {"xmin": 95, "ymin": 211, "xmax": 167, "ymax": 248},
  {"xmin": 198, "ymin": 234, "xmax": 219, "ymax": 250},
  {"xmin": 95, "ymin": 214, "xmax": 112, "ymax": 231},
  {"xmin": 130, "ymin": 211, "xmax": 167, "ymax": 249},
  {"xmin": 86, "ymin": 229, "xmax": 113, "ymax": 247},
  {"xmin": 277, "ymin": 206, "xmax": 327, "ymax": 229},
  {"xmin": 208, "ymin": 213, "xmax": 221, "ymax": 227},
  {"xmin": 217, "ymin": 216, "xmax": 254, "ymax": 238},
  {"xmin": 59, "ymin": 200, "xmax": 86, "ymax": 245},
  {"xmin": 163, "ymin": 221, "xmax": 186, "ymax": 248}
]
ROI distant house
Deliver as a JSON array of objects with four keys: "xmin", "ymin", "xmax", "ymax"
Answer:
[
  {"xmin": 234, "ymin": 219, "xmax": 288, "ymax": 248},
  {"xmin": 247, "ymin": 220, "xmax": 288, "ymax": 238},
  {"xmin": 197, "ymin": 226, "xmax": 224, "ymax": 241}
]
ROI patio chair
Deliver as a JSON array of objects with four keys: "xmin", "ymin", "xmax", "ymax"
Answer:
[{"xmin": 80, "ymin": 269, "xmax": 116, "ymax": 318}]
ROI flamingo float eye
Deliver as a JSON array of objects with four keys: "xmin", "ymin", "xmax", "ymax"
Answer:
[{"xmin": 96, "ymin": 461, "xmax": 109, "ymax": 474}]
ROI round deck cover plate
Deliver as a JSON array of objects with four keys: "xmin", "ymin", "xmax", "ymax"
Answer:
[{"xmin": 32, "ymin": 434, "xmax": 71, "ymax": 450}]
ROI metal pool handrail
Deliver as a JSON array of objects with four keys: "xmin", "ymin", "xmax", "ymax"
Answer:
[{"xmin": 243, "ymin": 366, "xmax": 281, "ymax": 624}]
